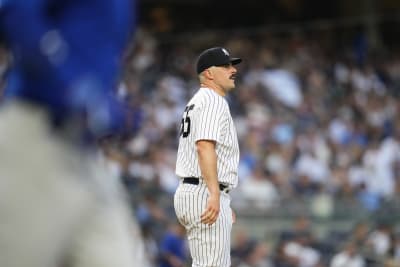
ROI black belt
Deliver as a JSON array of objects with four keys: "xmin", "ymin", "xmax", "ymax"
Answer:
[{"xmin": 183, "ymin": 177, "xmax": 230, "ymax": 193}]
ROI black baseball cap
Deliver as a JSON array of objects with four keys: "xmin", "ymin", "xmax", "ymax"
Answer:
[{"xmin": 196, "ymin": 47, "xmax": 242, "ymax": 74}]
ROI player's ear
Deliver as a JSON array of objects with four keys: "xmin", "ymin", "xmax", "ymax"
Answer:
[{"xmin": 204, "ymin": 68, "xmax": 213, "ymax": 80}]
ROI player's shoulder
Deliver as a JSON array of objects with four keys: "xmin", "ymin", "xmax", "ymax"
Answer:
[{"xmin": 193, "ymin": 88, "xmax": 228, "ymax": 108}]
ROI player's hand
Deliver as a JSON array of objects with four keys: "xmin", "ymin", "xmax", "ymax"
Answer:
[
  {"xmin": 201, "ymin": 194, "xmax": 220, "ymax": 225},
  {"xmin": 232, "ymin": 208, "xmax": 236, "ymax": 223}
]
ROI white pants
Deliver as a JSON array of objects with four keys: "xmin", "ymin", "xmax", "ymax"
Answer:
[
  {"xmin": 0, "ymin": 101, "xmax": 149, "ymax": 267},
  {"xmin": 174, "ymin": 179, "xmax": 233, "ymax": 267}
]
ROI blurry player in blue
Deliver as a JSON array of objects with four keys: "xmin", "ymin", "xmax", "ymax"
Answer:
[
  {"xmin": 159, "ymin": 222, "xmax": 188, "ymax": 267},
  {"xmin": 0, "ymin": 1, "xmax": 150, "ymax": 267},
  {"xmin": 1, "ymin": 0, "xmax": 134, "ymax": 138}
]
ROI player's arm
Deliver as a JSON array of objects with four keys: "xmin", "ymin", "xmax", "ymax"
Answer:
[{"xmin": 196, "ymin": 139, "xmax": 220, "ymax": 225}]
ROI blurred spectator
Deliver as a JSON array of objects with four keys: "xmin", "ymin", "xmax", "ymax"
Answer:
[
  {"xmin": 274, "ymin": 240, "xmax": 299, "ymax": 267},
  {"xmin": 136, "ymin": 194, "xmax": 169, "ymax": 240},
  {"xmin": 158, "ymin": 221, "xmax": 188, "ymax": 267},
  {"xmin": 236, "ymin": 240, "xmax": 273, "ymax": 267},
  {"xmin": 240, "ymin": 165, "xmax": 280, "ymax": 210},
  {"xmin": 141, "ymin": 225, "xmax": 160, "ymax": 267},
  {"xmin": 280, "ymin": 216, "xmax": 313, "ymax": 242},
  {"xmin": 282, "ymin": 232, "xmax": 322, "ymax": 267},
  {"xmin": 349, "ymin": 222, "xmax": 370, "ymax": 248},
  {"xmin": 365, "ymin": 223, "xmax": 393, "ymax": 258},
  {"xmin": 329, "ymin": 241, "xmax": 365, "ymax": 267},
  {"xmin": 232, "ymin": 227, "xmax": 254, "ymax": 266},
  {"xmin": 393, "ymin": 233, "xmax": 400, "ymax": 264},
  {"xmin": 250, "ymin": 67, "xmax": 303, "ymax": 108}
]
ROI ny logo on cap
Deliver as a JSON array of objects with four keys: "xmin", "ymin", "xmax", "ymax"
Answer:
[{"xmin": 222, "ymin": 48, "xmax": 229, "ymax": 56}]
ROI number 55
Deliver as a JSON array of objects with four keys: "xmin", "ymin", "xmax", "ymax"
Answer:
[{"xmin": 180, "ymin": 104, "xmax": 194, "ymax": 138}]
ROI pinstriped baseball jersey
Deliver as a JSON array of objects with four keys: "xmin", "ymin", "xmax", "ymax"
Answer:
[{"xmin": 175, "ymin": 87, "xmax": 239, "ymax": 188}]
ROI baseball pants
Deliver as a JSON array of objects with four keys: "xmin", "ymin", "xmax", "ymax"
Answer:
[{"xmin": 174, "ymin": 179, "xmax": 233, "ymax": 267}]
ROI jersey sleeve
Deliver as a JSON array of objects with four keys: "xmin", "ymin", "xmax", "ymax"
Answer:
[{"xmin": 193, "ymin": 96, "xmax": 227, "ymax": 143}]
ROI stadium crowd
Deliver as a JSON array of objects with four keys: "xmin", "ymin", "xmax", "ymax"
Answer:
[{"xmin": 2, "ymin": 25, "xmax": 400, "ymax": 266}]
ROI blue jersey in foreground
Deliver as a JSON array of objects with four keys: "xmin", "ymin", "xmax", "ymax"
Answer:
[{"xmin": 0, "ymin": 0, "xmax": 135, "ymax": 137}]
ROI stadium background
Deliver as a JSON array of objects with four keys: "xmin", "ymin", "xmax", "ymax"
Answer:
[{"xmin": 1, "ymin": 0, "xmax": 400, "ymax": 266}]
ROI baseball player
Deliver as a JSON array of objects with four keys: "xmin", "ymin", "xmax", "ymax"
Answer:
[
  {"xmin": 174, "ymin": 47, "xmax": 242, "ymax": 267},
  {"xmin": 0, "ymin": 1, "xmax": 149, "ymax": 267}
]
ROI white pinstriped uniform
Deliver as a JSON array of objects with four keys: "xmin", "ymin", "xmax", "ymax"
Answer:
[{"xmin": 174, "ymin": 87, "xmax": 239, "ymax": 267}]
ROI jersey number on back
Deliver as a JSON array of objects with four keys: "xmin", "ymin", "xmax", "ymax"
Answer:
[{"xmin": 180, "ymin": 104, "xmax": 195, "ymax": 138}]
